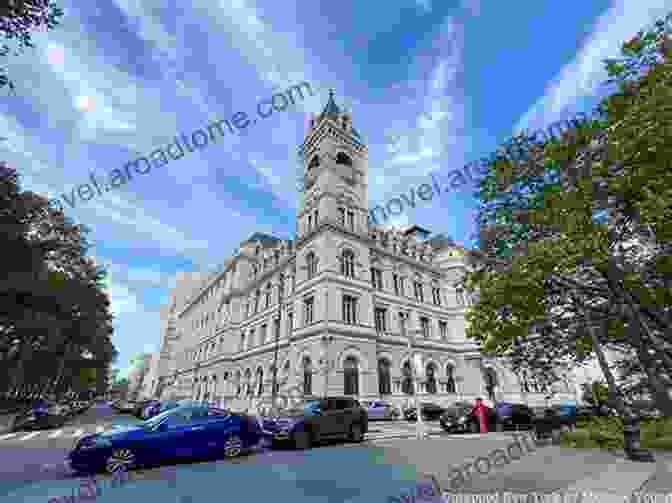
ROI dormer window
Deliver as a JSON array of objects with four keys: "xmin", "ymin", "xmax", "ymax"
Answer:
[{"xmin": 336, "ymin": 152, "xmax": 352, "ymax": 166}]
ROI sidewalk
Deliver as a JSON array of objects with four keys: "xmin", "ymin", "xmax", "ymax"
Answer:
[{"xmin": 374, "ymin": 434, "xmax": 663, "ymax": 499}]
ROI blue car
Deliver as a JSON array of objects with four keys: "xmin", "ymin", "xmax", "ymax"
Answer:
[
  {"xmin": 66, "ymin": 405, "xmax": 263, "ymax": 474},
  {"xmin": 142, "ymin": 399, "xmax": 201, "ymax": 419}
]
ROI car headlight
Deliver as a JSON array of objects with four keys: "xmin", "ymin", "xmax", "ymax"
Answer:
[{"xmin": 457, "ymin": 416, "xmax": 467, "ymax": 424}]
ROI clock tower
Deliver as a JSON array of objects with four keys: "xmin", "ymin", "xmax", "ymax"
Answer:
[{"xmin": 297, "ymin": 90, "xmax": 369, "ymax": 239}]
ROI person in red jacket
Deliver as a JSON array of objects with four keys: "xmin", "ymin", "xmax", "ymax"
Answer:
[{"xmin": 472, "ymin": 397, "xmax": 489, "ymax": 433}]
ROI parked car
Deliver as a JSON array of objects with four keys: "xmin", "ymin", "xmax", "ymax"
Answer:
[
  {"xmin": 11, "ymin": 406, "xmax": 67, "ymax": 431},
  {"xmin": 494, "ymin": 402, "xmax": 535, "ymax": 431},
  {"xmin": 132, "ymin": 400, "xmax": 158, "ymax": 418},
  {"xmin": 66, "ymin": 405, "xmax": 263, "ymax": 474},
  {"xmin": 113, "ymin": 401, "xmax": 136, "ymax": 414},
  {"xmin": 403, "ymin": 402, "xmax": 445, "ymax": 422},
  {"xmin": 142, "ymin": 400, "xmax": 182, "ymax": 419},
  {"xmin": 362, "ymin": 400, "xmax": 399, "ymax": 421},
  {"xmin": 439, "ymin": 401, "xmax": 496, "ymax": 433},
  {"xmin": 265, "ymin": 396, "xmax": 368, "ymax": 449}
]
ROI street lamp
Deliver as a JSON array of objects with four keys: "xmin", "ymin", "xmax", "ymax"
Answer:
[
  {"xmin": 405, "ymin": 315, "xmax": 425, "ymax": 439},
  {"xmin": 271, "ymin": 275, "xmax": 285, "ymax": 414}
]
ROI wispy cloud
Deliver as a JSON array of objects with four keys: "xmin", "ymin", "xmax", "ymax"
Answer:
[{"xmin": 514, "ymin": 0, "xmax": 672, "ymax": 133}]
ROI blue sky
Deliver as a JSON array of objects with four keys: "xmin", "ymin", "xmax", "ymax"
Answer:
[{"xmin": 1, "ymin": 0, "xmax": 670, "ymax": 378}]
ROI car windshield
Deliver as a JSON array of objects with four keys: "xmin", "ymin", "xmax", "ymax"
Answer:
[{"xmin": 143, "ymin": 407, "xmax": 184, "ymax": 428}]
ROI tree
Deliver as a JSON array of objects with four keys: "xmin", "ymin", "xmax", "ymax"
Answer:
[
  {"xmin": 462, "ymin": 11, "xmax": 672, "ymax": 431},
  {"xmin": 0, "ymin": 161, "xmax": 117, "ymax": 399},
  {"xmin": 0, "ymin": 0, "xmax": 63, "ymax": 91}
]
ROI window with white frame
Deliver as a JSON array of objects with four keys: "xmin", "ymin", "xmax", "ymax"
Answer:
[
  {"xmin": 371, "ymin": 267, "xmax": 383, "ymax": 291},
  {"xmin": 414, "ymin": 279, "xmax": 424, "ymax": 302},
  {"xmin": 439, "ymin": 321, "xmax": 448, "ymax": 340},
  {"xmin": 306, "ymin": 252, "xmax": 317, "ymax": 279},
  {"xmin": 341, "ymin": 249, "xmax": 355, "ymax": 278},
  {"xmin": 374, "ymin": 307, "xmax": 387, "ymax": 333},
  {"xmin": 420, "ymin": 317, "xmax": 430, "ymax": 338},
  {"xmin": 304, "ymin": 297, "xmax": 314, "ymax": 325},
  {"xmin": 342, "ymin": 295, "xmax": 357, "ymax": 324},
  {"xmin": 347, "ymin": 210, "xmax": 354, "ymax": 230},
  {"xmin": 432, "ymin": 286, "xmax": 441, "ymax": 306},
  {"xmin": 393, "ymin": 273, "xmax": 400, "ymax": 295}
]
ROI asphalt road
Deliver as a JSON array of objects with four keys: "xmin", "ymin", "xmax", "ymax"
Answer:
[{"xmin": 1, "ymin": 403, "xmax": 669, "ymax": 503}]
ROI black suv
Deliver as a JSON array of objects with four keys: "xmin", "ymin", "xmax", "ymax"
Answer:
[{"xmin": 266, "ymin": 396, "xmax": 368, "ymax": 449}]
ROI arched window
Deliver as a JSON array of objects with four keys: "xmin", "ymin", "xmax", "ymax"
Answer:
[
  {"xmin": 343, "ymin": 356, "xmax": 359, "ymax": 395},
  {"xmin": 445, "ymin": 364, "xmax": 456, "ymax": 393},
  {"xmin": 265, "ymin": 283, "xmax": 272, "ymax": 308},
  {"xmin": 426, "ymin": 363, "xmax": 437, "ymax": 394},
  {"xmin": 336, "ymin": 152, "xmax": 352, "ymax": 166},
  {"xmin": 303, "ymin": 357, "xmax": 312, "ymax": 395},
  {"xmin": 245, "ymin": 369, "xmax": 253, "ymax": 396},
  {"xmin": 256, "ymin": 368, "xmax": 264, "ymax": 396},
  {"xmin": 306, "ymin": 252, "xmax": 317, "ymax": 279},
  {"xmin": 378, "ymin": 359, "xmax": 391, "ymax": 395},
  {"xmin": 341, "ymin": 249, "xmax": 355, "ymax": 278},
  {"xmin": 402, "ymin": 361, "xmax": 414, "ymax": 395}
]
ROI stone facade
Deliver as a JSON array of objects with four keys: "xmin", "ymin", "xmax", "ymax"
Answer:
[{"xmin": 152, "ymin": 92, "xmax": 577, "ymax": 412}]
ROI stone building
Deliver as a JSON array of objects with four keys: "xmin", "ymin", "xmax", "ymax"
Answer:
[{"xmin": 155, "ymin": 91, "xmax": 577, "ymax": 411}]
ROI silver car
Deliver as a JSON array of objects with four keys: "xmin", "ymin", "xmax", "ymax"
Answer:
[{"xmin": 363, "ymin": 400, "xmax": 399, "ymax": 420}]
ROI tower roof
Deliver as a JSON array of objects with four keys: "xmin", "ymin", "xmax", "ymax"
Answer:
[{"xmin": 317, "ymin": 89, "xmax": 361, "ymax": 139}]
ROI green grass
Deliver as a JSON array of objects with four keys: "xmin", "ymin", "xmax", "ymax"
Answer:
[{"xmin": 560, "ymin": 416, "xmax": 672, "ymax": 449}]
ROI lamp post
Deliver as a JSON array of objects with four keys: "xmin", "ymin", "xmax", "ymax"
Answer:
[
  {"xmin": 406, "ymin": 318, "xmax": 425, "ymax": 439},
  {"xmin": 271, "ymin": 277, "xmax": 284, "ymax": 415}
]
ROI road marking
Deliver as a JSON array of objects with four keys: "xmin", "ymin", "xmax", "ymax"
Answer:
[
  {"xmin": 0, "ymin": 432, "xmax": 17, "ymax": 441},
  {"xmin": 18, "ymin": 431, "xmax": 41, "ymax": 441},
  {"xmin": 71, "ymin": 428, "xmax": 85, "ymax": 438},
  {"xmin": 48, "ymin": 429, "xmax": 63, "ymax": 438}
]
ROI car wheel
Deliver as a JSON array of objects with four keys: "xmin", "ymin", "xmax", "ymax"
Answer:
[
  {"xmin": 105, "ymin": 449, "xmax": 135, "ymax": 474},
  {"xmin": 349, "ymin": 423, "xmax": 364, "ymax": 443},
  {"xmin": 223, "ymin": 434, "xmax": 243, "ymax": 458},
  {"xmin": 293, "ymin": 430, "xmax": 312, "ymax": 450}
]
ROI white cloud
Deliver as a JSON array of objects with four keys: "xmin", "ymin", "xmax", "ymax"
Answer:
[{"xmin": 514, "ymin": 0, "xmax": 672, "ymax": 133}]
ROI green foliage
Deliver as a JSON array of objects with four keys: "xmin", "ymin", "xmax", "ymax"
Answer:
[
  {"xmin": 463, "ymin": 10, "xmax": 672, "ymax": 414},
  {"xmin": 561, "ymin": 416, "xmax": 672, "ymax": 449},
  {"xmin": 0, "ymin": 162, "xmax": 117, "ymax": 397},
  {"xmin": 0, "ymin": 0, "xmax": 64, "ymax": 91}
]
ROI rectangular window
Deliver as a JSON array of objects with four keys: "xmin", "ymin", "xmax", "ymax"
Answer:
[
  {"xmin": 260, "ymin": 324, "xmax": 267, "ymax": 345},
  {"xmin": 250, "ymin": 328, "xmax": 256, "ymax": 347},
  {"xmin": 414, "ymin": 282, "xmax": 424, "ymax": 302},
  {"xmin": 433, "ymin": 287, "xmax": 441, "ymax": 306},
  {"xmin": 288, "ymin": 312, "xmax": 294, "ymax": 332},
  {"xmin": 343, "ymin": 295, "xmax": 357, "ymax": 324},
  {"xmin": 273, "ymin": 318, "xmax": 280, "ymax": 340},
  {"xmin": 393, "ymin": 274, "xmax": 400, "ymax": 295},
  {"xmin": 307, "ymin": 215, "xmax": 312, "ymax": 231},
  {"xmin": 314, "ymin": 209, "xmax": 319, "ymax": 225},
  {"xmin": 399, "ymin": 312, "xmax": 407, "ymax": 337},
  {"xmin": 338, "ymin": 208, "xmax": 346, "ymax": 226},
  {"xmin": 439, "ymin": 321, "xmax": 448, "ymax": 340},
  {"xmin": 347, "ymin": 210, "xmax": 354, "ymax": 230},
  {"xmin": 420, "ymin": 317, "xmax": 430, "ymax": 338},
  {"xmin": 304, "ymin": 297, "xmax": 314, "ymax": 325},
  {"xmin": 399, "ymin": 277, "xmax": 406, "ymax": 296},
  {"xmin": 370, "ymin": 268, "xmax": 383, "ymax": 291},
  {"xmin": 374, "ymin": 307, "xmax": 387, "ymax": 333},
  {"xmin": 265, "ymin": 290, "xmax": 271, "ymax": 309}
]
